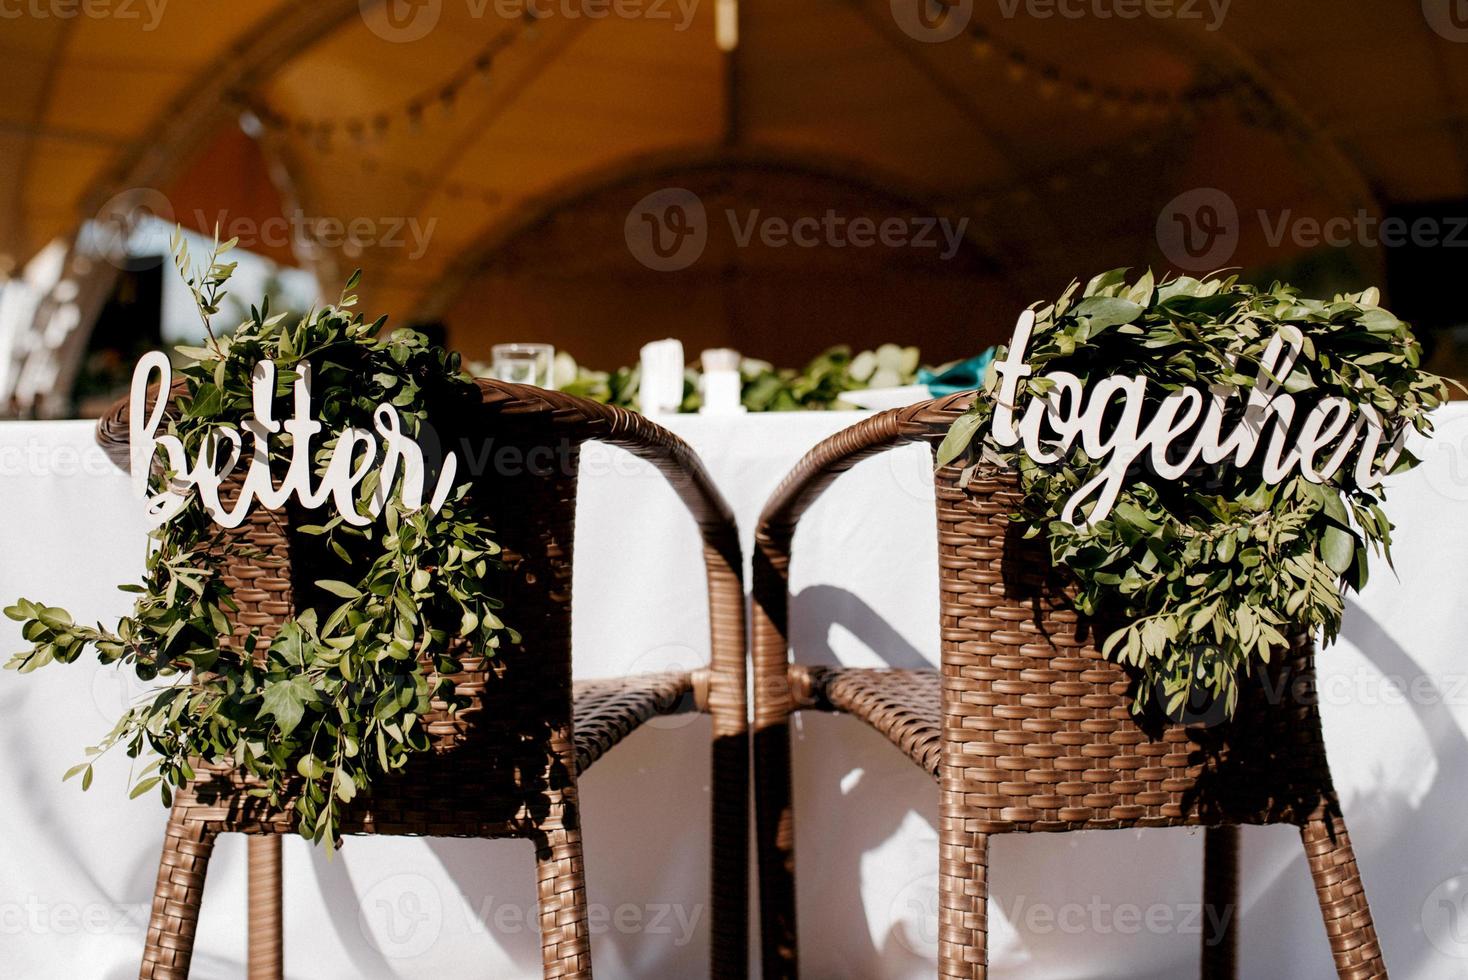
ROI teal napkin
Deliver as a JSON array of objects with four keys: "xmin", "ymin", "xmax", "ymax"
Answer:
[{"xmin": 918, "ymin": 348, "xmax": 996, "ymax": 397}]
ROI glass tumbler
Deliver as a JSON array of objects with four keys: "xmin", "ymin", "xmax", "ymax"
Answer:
[{"xmin": 490, "ymin": 343, "xmax": 555, "ymax": 388}]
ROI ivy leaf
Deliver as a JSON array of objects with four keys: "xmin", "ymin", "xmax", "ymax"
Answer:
[
  {"xmin": 936, "ymin": 409, "xmax": 984, "ymax": 466},
  {"xmin": 129, "ymin": 777, "xmax": 161, "ymax": 800},
  {"xmin": 1072, "ymin": 296, "xmax": 1142, "ymax": 332},
  {"xmin": 316, "ymin": 580, "xmax": 363, "ymax": 599},
  {"xmin": 1083, "ymin": 268, "xmax": 1129, "ymax": 296},
  {"xmin": 261, "ymin": 676, "xmax": 318, "ymax": 735},
  {"xmin": 1320, "ymin": 525, "xmax": 1358, "ymax": 575}
]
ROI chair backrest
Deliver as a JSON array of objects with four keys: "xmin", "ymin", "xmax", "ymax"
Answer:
[
  {"xmin": 930, "ymin": 433, "xmax": 1336, "ymax": 836},
  {"xmin": 755, "ymin": 389, "xmax": 1336, "ymax": 835},
  {"xmin": 98, "ymin": 379, "xmax": 678, "ymax": 811}
]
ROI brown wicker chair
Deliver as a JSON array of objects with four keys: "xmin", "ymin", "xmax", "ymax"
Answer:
[
  {"xmin": 97, "ymin": 379, "xmax": 748, "ymax": 980},
  {"xmin": 751, "ymin": 392, "xmax": 1386, "ymax": 980}
]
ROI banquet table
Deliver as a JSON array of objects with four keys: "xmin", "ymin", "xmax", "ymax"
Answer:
[{"xmin": 2, "ymin": 405, "xmax": 1468, "ymax": 979}]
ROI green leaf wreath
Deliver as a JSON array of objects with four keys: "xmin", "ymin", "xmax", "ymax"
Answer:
[
  {"xmin": 937, "ymin": 269, "xmax": 1451, "ymax": 719},
  {"xmin": 6, "ymin": 237, "xmax": 515, "ymax": 846}
]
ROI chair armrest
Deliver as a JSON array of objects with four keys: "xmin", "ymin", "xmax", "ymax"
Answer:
[
  {"xmin": 751, "ymin": 392, "xmax": 975, "ymax": 728},
  {"xmin": 476, "ymin": 380, "xmax": 747, "ymax": 735},
  {"xmin": 95, "ymin": 379, "xmax": 189, "ymax": 471}
]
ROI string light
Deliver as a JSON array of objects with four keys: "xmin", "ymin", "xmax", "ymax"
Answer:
[
  {"xmin": 962, "ymin": 22, "xmax": 1257, "ymax": 128},
  {"xmin": 247, "ymin": 13, "xmax": 536, "ymax": 153},
  {"xmin": 344, "ymin": 153, "xmax": 506, "ymax": 208}
]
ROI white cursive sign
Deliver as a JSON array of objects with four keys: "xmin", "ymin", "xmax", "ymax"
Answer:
[
  {"xmin": 129, "ymin": 351, "xmax": 458, "ymax": 529},
  {"xmin": 990, "ymin": 310, "xmax": 1406, "ymax": 527}
]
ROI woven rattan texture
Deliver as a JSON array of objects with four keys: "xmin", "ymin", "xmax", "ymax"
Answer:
[
  {"xmin": 795, "ymin": 666, "xmax": 942, "ymax": 777},
  {"xmin": 99, "ymin": 379, "xmax": 747, "ymax": 980},
  {"xmin": 751, "ymin": 393, "xmax": 1385, "ymax": 980}
]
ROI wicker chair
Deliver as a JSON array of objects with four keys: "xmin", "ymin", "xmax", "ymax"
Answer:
[
  {"xmin": 97, "ymin": 379, "xmax": 748, "ymax": 980},
  {"xmin": 751, "ymin": 392, "xmax": 1386, "ymax": 980}
]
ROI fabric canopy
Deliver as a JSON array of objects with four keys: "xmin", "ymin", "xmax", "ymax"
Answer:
[{"xmin": 2, "ymin": 1, "xmax": 1466, "ymax": 397}]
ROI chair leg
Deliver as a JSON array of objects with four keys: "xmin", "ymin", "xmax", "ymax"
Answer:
[
  {"xmin": 535, "ymin": 825, "xmax": 592, "ymax": 980},
  {"xmin": 938, "ymin": 819, "xmax": 989, "ymax": 980},
  {"xmin": 753, "ymin": 722, "xmax": 798, "ymax": 979},
  {"xmin": 710, "ymin": 731, "xmax": 750, "ymax": 980},
  {"xmin": 140, "ymin": 801, "xmax": 217, "ymax": 980},
  {"xmin": 247, "ymin": 835, "xmax": 284, "ymax": 980},
  {"xmin": 1202, "ymin": 825, "xmax": 1239, "ymax": 979},
  {"xmin": 1300, "ymin": 813, "xmax": 1387, "ymax": 979}
]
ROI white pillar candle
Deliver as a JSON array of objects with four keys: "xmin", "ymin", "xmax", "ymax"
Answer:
[
  {"xmin": 700, "ymin": 369, "xmax": 746, "ymax": 415},
  {"xmin": 639, "ymin": 339, "xmax": 686, "ymax": 415}
]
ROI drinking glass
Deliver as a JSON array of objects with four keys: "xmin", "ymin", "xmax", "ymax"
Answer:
[{"xmin": 491, "ymin": 343, "xmax": 555, "ymax": 388}]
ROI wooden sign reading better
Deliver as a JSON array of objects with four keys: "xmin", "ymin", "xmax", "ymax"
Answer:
[{"xmin": 129, "ymin": 351, "xmax": 458, "ymax": 529}]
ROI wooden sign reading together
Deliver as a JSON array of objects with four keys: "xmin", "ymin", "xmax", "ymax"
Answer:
[
  {"xmin": 990, "ymin": 310, "xmax": 1406, "ymax": 527},
  {"xmin": 129, "ymin": 351, "xmax": 458, "ymax": 529}
]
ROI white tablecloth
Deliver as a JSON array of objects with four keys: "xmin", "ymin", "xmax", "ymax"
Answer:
[{"xmin": 2, "ymin": 407, "xmax": 1468, "ymax": 979}]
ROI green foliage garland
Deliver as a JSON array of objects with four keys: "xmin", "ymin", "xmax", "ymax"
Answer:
[
  {"xmin": 555, "ymin": 343, "xmax": 924, "ymax": 412},
  {"xmin": 936, "ymin": 269, "xmax": 1449, "ymax": 718},
  {"xmin": 7, "ymin": 239, "xmax": 515, "ymax": 847}
]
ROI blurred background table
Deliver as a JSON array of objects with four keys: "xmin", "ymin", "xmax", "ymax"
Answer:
[{"xmin": 2, "ymin": 407, "xmax": 1467, "ymax": 979}]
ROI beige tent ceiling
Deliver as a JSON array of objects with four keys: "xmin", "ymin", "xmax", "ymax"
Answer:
[{"xmin": 4, "ymin": 0, "xmax": 1467, "ymax": 336}]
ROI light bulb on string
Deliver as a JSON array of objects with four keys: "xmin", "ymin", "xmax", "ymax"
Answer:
[
  {"xmin": 521, "ymin": 6, "xmax": 541, "ymax": 39},
  {"xmin": 969, "ymin": 24, "xmax": 992, "ymax": 59}
]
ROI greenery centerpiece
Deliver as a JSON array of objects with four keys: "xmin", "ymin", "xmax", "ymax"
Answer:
[
  {"xmin": 555, "ymin": 343, "xmax": 926, "ymax": 412},
  {"xmin": 6, "ymin": 237, "xmax": 515, "ymax": 847},
  {"xmin": 937, "ymin": 269, "xmax": 1450, "ymax": 718}
]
